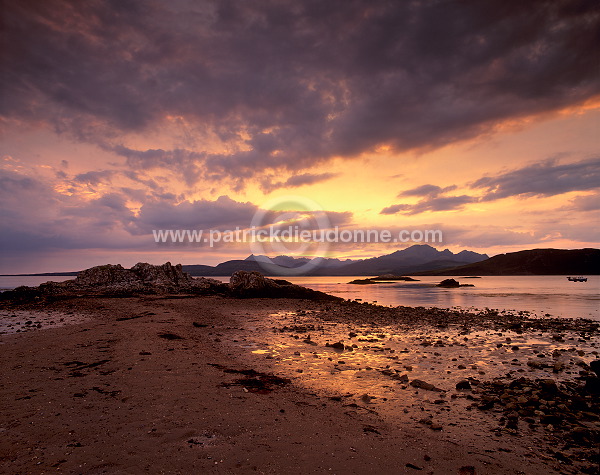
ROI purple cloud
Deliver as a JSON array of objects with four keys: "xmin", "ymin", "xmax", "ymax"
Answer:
[
  {"xmin": 381, "ymin": 157, "xmax": 600, "ymax": 215},
  {"xmin": 2, "ymin": 0, "xmax": 598, "ymax": 184}
]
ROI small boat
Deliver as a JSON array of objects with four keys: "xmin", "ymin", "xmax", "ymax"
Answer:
[{"xmin": 567, "ymin": 276, "xmax": 588, "ymax": 282}]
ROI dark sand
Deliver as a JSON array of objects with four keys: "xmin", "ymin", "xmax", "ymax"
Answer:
[{"xmin": 1, "ymin": 295, "xmax": 598, "ymax": 474}]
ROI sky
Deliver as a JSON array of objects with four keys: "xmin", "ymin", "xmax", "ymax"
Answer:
[{"xmin": 1, "ymin": 0, "xmax": 599, "ymax": 273}]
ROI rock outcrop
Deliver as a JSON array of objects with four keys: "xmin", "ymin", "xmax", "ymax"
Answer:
[
  {"xmin": 229, "ymin": 270, "xmax": 338, "ymax": 300},
  {"xmin": 1, "ymin": 265, "xmax": 339, "ymax": 301},
  {"xmin": 74, "ymin": 262, "xmax": 198, "ymax": 287},
  {"xmin": 436, "ymin": 279, "xmax": 474, "ymax": 288},
  {"xmin": 230, "ymin": 271, "xmax": 277, "ymax": 292},
  {"xmin": 70, "ymin": 262, "xmax": 222, "ymax": 294},
  {"xmin": 131, "ymin": 262, "xmax": 195, "ymax": 284},
  {"xmin": 2, "ymin": 262, "xmax": 226, "ymax": 299},
  {"xmin": 75, "ymin": 264, "xmax": 134, "ymax": 286}
]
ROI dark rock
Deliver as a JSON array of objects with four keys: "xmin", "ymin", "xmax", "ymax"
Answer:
[
  {"xmin": 2, "ymin": 262, "xmax": 226, "ymax": 298},
  {"xmin": 405, "ymin": 462, "xmax": 423, "ymax": 470},
  {"xmin": 75, "ymin": 264, "xmax": 135, "ymax": 286},
  {"xmin": 509, "ymin": 377, "xmax": 528, "ymax": 389},
  {"xmin": 478, "ymin": 395, "xmax": 497, "ymax": 410},
  {"xmin": 131, "ymin": 262, "xmax": 194, "ymax": 284},
  {"xmin": 437, "ymin": 279, "xmax": 460, "ymax": 288},
  {"xmin": 553, "ymin": 361, "xmax": 566, "ymax": 373},
  {"xmin": 526, "ymin": 359, "xmax": 545, "ymax": 369},
  {"xmin": 568, "ymin": 427, "xmax": 594, "ymax": 444},
  {"xmin": 456, "ymin": 380, "xmax": 472, "ymax": 390},
  {"xmin": 158, "ymin": 332, "xmax": 183, "ymax": 340},
  {"xmin": 437, "ymin": 279, "xmax": 474, "ymax": 288},
  {"xmin": 584, "ymin": 376, "xmax": 600, "ymax": 394},
  {"xmin": 229, "ymin": 271, "xmax": 339, "ymax": 300},
  {"xmin": 551, "ymin": 451, "xmax": 572, "ymax": 464},
  {"xmin": 3, "ymin": 265, "xmax": 340, "ymax": 301},
  {"xmin": 539, "ymin": 379, "xmax": 558, "ymax": 394},
  {"xmin": 229, "ymin": 270, "xmax": 273, "ymax": 292},
  {"xmin": 362, "ymin": 425, "xmax": 380, "ymax": 434},
  {"xmin": 458, "ymin": 466, "xmax": 476, "ymax": 475},
  {"xmin": 541, "ymin": 414, "xmax": 562, "ymax": 427},
  {"xmin": 410, "ymin": 379, "xmax": 442, "ymax": 392}
]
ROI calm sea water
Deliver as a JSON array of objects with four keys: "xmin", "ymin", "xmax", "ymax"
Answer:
[
  {"xmin": 209, "ymin": 275, "xmax": 598, "ymax": 320},
  {"xmin": 287, "ymin": 275, "xmax": 600, "ymax": 320},
  {"xmin": 1, "ymin": 275, "xmax": 598, "ymax": 320}
]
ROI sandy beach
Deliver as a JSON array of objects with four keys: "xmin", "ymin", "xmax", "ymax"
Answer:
[{"xmin": 1, "ymin": 294, "xmax": 598, "ymax": 474}]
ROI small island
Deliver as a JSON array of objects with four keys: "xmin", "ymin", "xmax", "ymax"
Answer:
[
  {"xmin": 349, "ymin": 274, "xmax": 419, "ymax": 285},
  {"xmin": 436, "ymin": 278, "xmax": 475, "ymax": 288}
]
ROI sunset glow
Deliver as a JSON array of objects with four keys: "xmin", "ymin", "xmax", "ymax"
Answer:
[{"xmin": 1, "ymin": 1, "xmax": 598, "ymax": 273}]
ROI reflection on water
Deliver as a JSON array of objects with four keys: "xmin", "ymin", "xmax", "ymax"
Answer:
[
  {"xmin": 1, "ymin": 274, "xmax": 597, "ymax": 320},
  {"xmin": 204, "ymin": 275, "xmax": 599, "ymax": 319},
  {"xmin": 287, "ymin": 276, "xmax": 600, "ymax": 320},
  {"xmin": 226, "ymin": 308, "xmax": 600, "ymax": 451},
  {"xmin": 239, "ymin": 312, "xmax": 598, "ymax": 398}
]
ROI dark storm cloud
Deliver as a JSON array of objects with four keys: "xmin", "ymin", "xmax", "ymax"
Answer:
[
  {"xmin": 381, "ymin": 157, "xmax": 600, "ymax": 215},
  {"xmin": 381, "ymin": 195, "xmax": 476, "ymax": 215},
  {"xmin": 134, "ymin": 195, "xmax": 260, "ymax": 232},
  {"xmin": 260, "ymin": 209, "xmax": 353, "ymax": 230},
  {"xmin": 398, "ymin": 185, "xmax": 444, "ymax": 197},
  {"xmin": 398, "ymin": 184, "xmax": 457, "ymax": 197},
  {"xmin": 0, "ymin": 170, "xmax": 238, "ymax": 250},
  {"xmin": 472, "ymin": 157, "xmax": 600, "ymax": 200},
  {"xmin": 74, "ymin": 170, "xmax": 117, "ymax": 186},
  {"xmin": 2, "ymin": 0, "xmax": 599, "ymax": 182},
  {"xmin": 569, "ymin": 193, "xmax": 600, "ymax": 211},
  {"xmin": 0, "ymin": 166, "xmax": 354, "ymax": 254},
  {"xmin": 285, "ymin": 172, "xmax": 338, "ymax": 188},
  {"xmin": 260, "ymin": 172, "xmax": 338, "ymax": 192},
  {"xmin": 0, "ymin": 169, "xmax": 135, "ymax": 251}
]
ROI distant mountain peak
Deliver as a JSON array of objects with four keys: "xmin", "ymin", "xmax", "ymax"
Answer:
[{"xmin": 184, "ymin": 245, "xmax": 489, "ymax": 276}]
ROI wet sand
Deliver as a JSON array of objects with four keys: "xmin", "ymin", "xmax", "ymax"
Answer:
[
  {"xmin": 1, "ymin": 295, "xmax": 598, "ymax": 474},
  {"xmin": 0, "ymin": 309, "xmax": 90, "ymax": 335}
]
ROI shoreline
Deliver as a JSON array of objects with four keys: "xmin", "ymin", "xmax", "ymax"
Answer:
[
  {"xmin": 1, "ymin": 295, "xmax": 598, "ymax": 474},
  {"xmin": 2, "ymin": 273, "xmax": 598, "ymax": 322}
]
